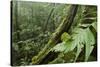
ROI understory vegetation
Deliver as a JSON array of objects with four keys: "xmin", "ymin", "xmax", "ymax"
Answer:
[{"xmin": 11, "ymin": 1, "xmax": 97, "ymax": 66}]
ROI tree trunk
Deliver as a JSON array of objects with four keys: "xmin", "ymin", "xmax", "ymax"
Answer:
[
  {"xmin": 32, "ymin": 5, "xmax": 78, "ymax": 64},
  {"xmin": 15, "ymin": 1, "xmax": 20, "ymax": 41},
  {"xmin": 43, "ymin": 4, "xmax": 55, "ymax": 32}
]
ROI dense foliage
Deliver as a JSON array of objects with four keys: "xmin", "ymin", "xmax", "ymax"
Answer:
[{"xmin": 11, "ymin": 1, "xmax": 97, "ymax": 66}]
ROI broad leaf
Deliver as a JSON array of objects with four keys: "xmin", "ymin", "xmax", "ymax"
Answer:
[
  {"xmin": 72, "ymin": 28, "xmax": 95, "ymax": 61},
  {"xmin": 52, "ymin": 41, "xmax": 72, "ymax": 53},
  {"xmin": 52, "ymin": 42, "xmax": 66, "ymax": 52}
]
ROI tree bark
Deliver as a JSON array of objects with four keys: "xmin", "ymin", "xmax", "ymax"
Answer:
[{"xmin": 32, "ymin": 5, "xmax": 78, "ymax": 64}]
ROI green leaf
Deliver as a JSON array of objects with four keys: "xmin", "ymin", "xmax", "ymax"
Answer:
[
  {"xmin": 64, "ymin": 41, "xmax": 72, "ymax": 53},
  {"xmin": 66, "ymin": 27, "xmax": 95, "ymax": 62},
  {"xmin": 52, "ymin": 40, "xmax": 72, "ymax": 53},
  {"xmin": 70, "ymin": 28, "xmax": 85, "ymax": 50},
  {"xmin": 84, "ymin": 28, "xmax": 95, "ymax": 61},
  {"xmin": 61, "ymin": 32, "xmax": 71, "ymax": 42},
  {"xmin": 52, "ymin": 42, "xmax": 66, "ymax": 52}
]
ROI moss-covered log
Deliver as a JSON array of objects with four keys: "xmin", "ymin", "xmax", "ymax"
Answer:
[{"xmin": 32, "ymin": 5, "xmax": 78, "ymax": 64}]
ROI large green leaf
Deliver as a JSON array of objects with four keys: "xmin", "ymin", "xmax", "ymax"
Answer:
[{"xmin": 72, "ymin": 28, "xmax": 95, "ymax": 61}]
